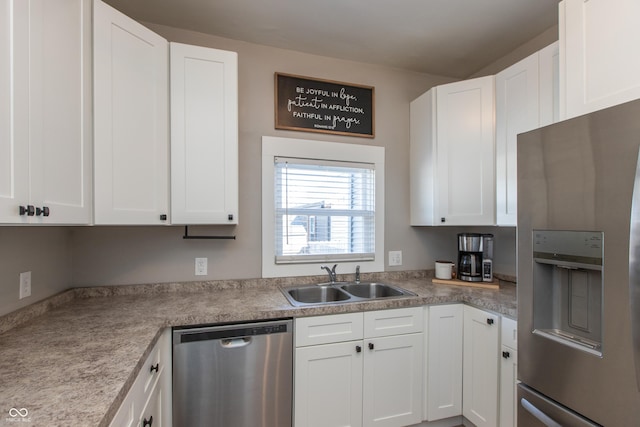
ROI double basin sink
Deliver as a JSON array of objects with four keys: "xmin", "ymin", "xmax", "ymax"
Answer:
[{"xmin": 281, "ymin": 282, "xmax": 416, "ymax": 307}]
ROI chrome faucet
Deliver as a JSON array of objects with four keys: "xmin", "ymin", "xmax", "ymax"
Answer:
[
  {"xmin": 321, "ymin": 264, "xmax": 338, "ymax": 283},
  {"xmin": 355, "ymin": 265, "xmax": 361, "ymax": 284}
]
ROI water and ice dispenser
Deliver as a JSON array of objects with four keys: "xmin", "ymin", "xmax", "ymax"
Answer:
[{"xmin": 531, "ymin": 230, "xmax": 604, "ymax": 356}]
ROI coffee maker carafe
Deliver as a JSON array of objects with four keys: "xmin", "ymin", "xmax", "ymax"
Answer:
[{"xmin": 458, "ymin": 233, "xmax": 483, "ymax": 282}]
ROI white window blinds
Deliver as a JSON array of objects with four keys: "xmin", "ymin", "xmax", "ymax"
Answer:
[{"xmin": 274, "ymin": 156, "xmax": 376, "ymax": 264}]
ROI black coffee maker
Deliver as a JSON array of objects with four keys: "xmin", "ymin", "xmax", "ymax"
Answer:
[{"xmin": 458, "ymin": 233, "xmax": 484, "ymax": 282}]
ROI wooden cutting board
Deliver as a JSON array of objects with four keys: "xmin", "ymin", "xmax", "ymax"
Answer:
[{"xmin": 432, "ymin": 277, "xmax": 499, "ymax": 290}]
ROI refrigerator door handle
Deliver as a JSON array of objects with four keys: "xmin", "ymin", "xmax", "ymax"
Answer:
[
  {"xmin": 521, "ymin": 398, "xmax": 562, "ymax": 427},
  {"xmin": 628, "ymin": 146, "xmax": 640, "ymax": 392}
]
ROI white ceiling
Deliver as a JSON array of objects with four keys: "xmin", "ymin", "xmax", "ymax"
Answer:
[{"xmin": 103, "ymin": 0, "xmax": 560, "ymax": 79}]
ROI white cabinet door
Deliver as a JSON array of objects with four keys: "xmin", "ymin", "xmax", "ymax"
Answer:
[
  {"xmin": 463, "ymin": 305, "xmax": 499, "ymax": 427},
  {"xmin": 500, "ymin": 317, "xmax": 518, "ymax": 427},
  {"xmin": 495, "ymin": 41, "xmax": 559, "ymax": 226},
  {"xmin": 28, "ymin": 0, "xmax": 92, "ymax": 224},
  {"xmin": 500, "ymin": 346, "xmax": 518, "ymax": 427},
  {"xmin": 295, "ymin": 341, "xmax": 364, "ymax": 427},
  {"xmin": 539, "ymin": 41, "xmax": 560, "ymax": 127},
  {"xmin": 362, "ymin": 333, "xmax": 423, "ymax": 427},
  {"xmin": 435, "ymin": 76, "xmax": 495, "ymax": 226},
  {"xmin": 93, "ymin": 0, "xmax": 169, "ymax": 225},
  {"xmin": 495, "ymin": 53, "xmax": 539, "ymax": 227},
  {"xmin": 0, "ymin": 0, "xmax": 28, "ymax": 222},
  {"xmin": 410, "ymin": 76, "xmax": 495, "ymax": 226},
  {"xmin": 170, "ymin": 42, "xmax": 238, "ymax": 224},
  {"xmin": 0, "ymin": 0, "xmax": 91, "ymax": 224},
  {"xmin": 560, "ymin": 0, "xmax": 640, "ymax": 119},
  {"xmin": 424, "ymin": 304, "xmax": 463, "ymax": 421},
  {"xmin": 409, "ymin": 89, "xmax": 436, "ymax": 226}
]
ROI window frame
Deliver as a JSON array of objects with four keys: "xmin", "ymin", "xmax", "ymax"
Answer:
[{"xmin": 262, "ymin": 136, "xmax": 385, "ymax": 278}]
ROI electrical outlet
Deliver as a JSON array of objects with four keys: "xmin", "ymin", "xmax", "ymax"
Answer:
[
  {"xmin": 388, "ymin": 251, "xmax": 402, "ymax": 266},
  {"xmin": 195, "ymin": 258, "xmax": 208, "ymax": 276},
  {"xmin": 19, "ymin": 271, "xmax": 31, "ymax": 299}
]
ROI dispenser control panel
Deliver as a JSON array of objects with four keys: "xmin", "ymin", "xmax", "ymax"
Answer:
[{"xmin": 533, "ymin": 230, "xmax": 603, "ymax": 267}]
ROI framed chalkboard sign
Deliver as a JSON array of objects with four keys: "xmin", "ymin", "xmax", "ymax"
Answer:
[{"xmin": 275, "ymin": 73, "xmax": 375, "ymax": 138}]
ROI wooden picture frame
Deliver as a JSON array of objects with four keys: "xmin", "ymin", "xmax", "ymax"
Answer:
[{"xmin": 275, "ymin": 72, "xmax": 375, "ymax": 138}]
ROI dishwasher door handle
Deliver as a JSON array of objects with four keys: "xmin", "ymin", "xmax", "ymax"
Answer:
[{"xmin": 220, "ymin": 337, "xmax": 252, "ymax": 348}]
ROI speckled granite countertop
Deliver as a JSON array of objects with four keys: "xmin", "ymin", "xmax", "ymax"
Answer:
[{"xmin": 0, "ymin": 271, "xmax": 516, "ymax": 427}]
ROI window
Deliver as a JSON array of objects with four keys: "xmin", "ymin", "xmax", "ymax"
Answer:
[
  {"xmin": 275, "ymin": 157, "xmax": 375, "ymax": 263},
  {"xmin": 262, "ymin": 136, "xmax": 384, "ymax": 278}
]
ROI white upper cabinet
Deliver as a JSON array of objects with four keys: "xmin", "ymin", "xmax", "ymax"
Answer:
[
  {"xmin": 0, "ymin": 0, "xmax": 24, "ymax": 222},
  {"xmin": 0, "ymin": 0, "xmax": 92, "ymax": 224},
  {"xmin": 170, "ymin": 43, "xmax": 238, "ymax": 224},
  {"xmin": 560, "ymin": 0, "xmax": 640, "ymax": 119},
  {"xmin": 93, "ymin": 0, "xmax": 169, "ymax": 225},
  {"xmin": 410, "ymin": 76, "xmax": 495, "ymax": 226},
  {"xmin": 495, "ymin": 41, "xmax": 559, "ymax": 226},
  {"xmin": 538, "ymin": 41, "xmax": 560, "ymax": 127}
]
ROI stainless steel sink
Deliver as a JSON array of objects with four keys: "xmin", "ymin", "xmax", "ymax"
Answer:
[
  {"xmin": 285, "ymin": 285, "xmax": 351, "ymax": 304},
  {"xmin": 339, "ymin": 282, "xmax": 407, "ymax": 299},
  {"xmin": 281, "ymin": 281, "xmax": 415, "ymax": 307}
]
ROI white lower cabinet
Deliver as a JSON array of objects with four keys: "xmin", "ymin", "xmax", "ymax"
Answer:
[
  {"xmin": 499, "ymin": 317, "xmax": 518, "ymax": 427},
  {"xmin": 463, "ymin": 305, "xmax": 500, "ymax": 427},
  {"xmin": 295, "ymin": 340, "xmax": 364, "ymax": 427},
  {"xmin": 109, "ymin": 329, "xmax": 171, "ymax": 427},
  {"xmin": 294, "ymin": 308, "xmax": 424, "ymax": 427},
  {"xmin": 424, "ymin": 304, "xmax": 463, "ymax": 421}
]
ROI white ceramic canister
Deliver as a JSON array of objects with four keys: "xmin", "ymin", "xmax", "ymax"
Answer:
[{"xmin": 435, "ymin": 260, "xmax": 455, "ymax": 279}]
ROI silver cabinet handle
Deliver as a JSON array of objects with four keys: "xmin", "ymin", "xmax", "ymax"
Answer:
[{"xmin": 521, "ymin": 398, "xmax": 562, "ymax": 427}]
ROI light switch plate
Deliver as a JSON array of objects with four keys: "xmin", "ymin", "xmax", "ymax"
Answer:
[
  {"xmin": 389, "ymin": 251, "xmax": 402, "ymax": 266},
  {"xmin": 195, "ymin": 258, "xmax": 208, "ymax": 276},
  {"xmin": 19, "ymin": 271, "xmax": 31, "ymax": 299}
]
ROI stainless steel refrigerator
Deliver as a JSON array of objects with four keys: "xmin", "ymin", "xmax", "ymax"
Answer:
[{"xmin": 517, "ymin": 99, "xmax": 640, "ymax": 426}]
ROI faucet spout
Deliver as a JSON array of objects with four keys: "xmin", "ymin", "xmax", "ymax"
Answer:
[
  {"xmin": 321, "ymin": 264, "xmax": 338, "ymax": 283},
  {"xmin": 355, "ymin": 265, "xmax": 360, "ymax": 284}
]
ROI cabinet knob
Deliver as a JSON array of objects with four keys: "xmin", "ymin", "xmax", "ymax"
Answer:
[
  {"xmin": 36, "ymin": 206, "xmax": 50, "ymax": 217},
  {"xmin": 143, "ymin": 416, "xmax": 153, "ymax": 427},
  {"xmin": 159, "ymin": 214, "xmax": 167, "ymax": 221},
  {"xmin": 368, "ymin": 342, "xmax": 374, "ymax": 350},
  {"xmin": 440, "ymin": 217, "xmax": 446, "ymax": 223},
  {"xmin": 150, "ymin": 363, "xmax": 159, "ymax": 373},
  {"xmin": 19, "ymin": 205, "xmax": 35, "ymax": 216},
  {"xmin": 486, "ymin": 318, "xmax": 494, "ymax": 325},
  {"xmin": 228, "ymin": 214, "xmax": 234, "ymax": 221},
  {"xmin": 502, "ymin": 351, "xmax": 511, "ymax": 359},
  {"xmin": 356, "ymin": 345, "xmax": 362, "ymax": 353}
]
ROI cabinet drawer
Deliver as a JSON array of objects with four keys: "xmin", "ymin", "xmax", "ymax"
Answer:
[
  {"xmin": 501, "ymin": 316, "xmax": 517, "ymax": 349},
  {"xmin": 364, "ymin": 306, "xmax": 424, "ymax": 338},
  {"xmin": 295, "ymin": 313, "xmax": 364, "ymax": 347}
]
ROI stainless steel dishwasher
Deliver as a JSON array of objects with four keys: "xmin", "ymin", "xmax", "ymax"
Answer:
[{"xmin": 172, "ymin": 319, "xmax": 293, "ymax": 427}]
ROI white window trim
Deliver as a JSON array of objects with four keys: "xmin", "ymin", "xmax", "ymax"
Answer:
[{"xmin": 262, "ymin": 136, "xmax": 385, "ymax": 278}]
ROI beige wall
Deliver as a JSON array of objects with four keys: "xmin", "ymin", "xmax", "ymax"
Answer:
[
  {"xmin": 0, "ymin": 227, "xmax": 73, "ymax": 316},
  {"xmin": 71, "ymin": 25, "xmax": 460, "ymax": 286},
  {"xmin": 1, "ymin": 20, "xmax": 554, "ymax": 314},
  {"xmin": 470, "ymin": 25, "xmax": 558, "ymax": 78}
]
